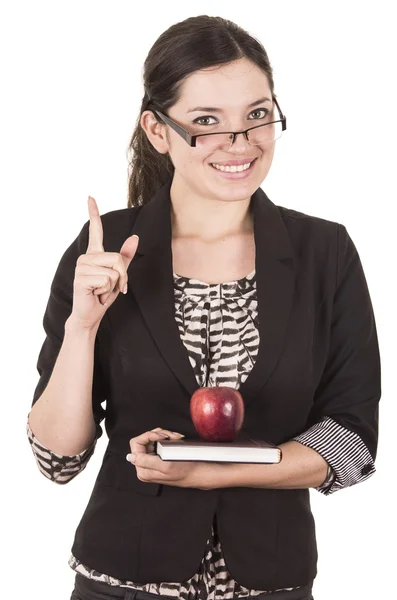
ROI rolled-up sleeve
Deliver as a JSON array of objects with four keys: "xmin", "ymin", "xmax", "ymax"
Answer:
[
  {"xmin": 294, "ymin": 224, "xmax": 381, "ymax": 496},
  {"xmin": 293, "ymin": 416, "xmax": 375, "ymax": 495},
  {"xmin": 26, "ymin": 417, "xmax": 98, "ymax": 484},
  {"xmin": 27, "ymin": 219, "xmax": 107, "ymax": 480}
]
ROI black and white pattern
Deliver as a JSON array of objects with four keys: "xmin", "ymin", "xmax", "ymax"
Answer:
[
  {"xmin": 173, "ymin": 269, "xmax": 259, "ymax": 389},
  {"xmin": 26, "ymin": 418, "xmax": 96, "ymax": 483},
  {"xmin": 27, "ymin": 269, "xmax": 375, "ymax": 598},
  {"xmin": 292, "ymin": 416, "xmax": 375, "ymax": 494}
]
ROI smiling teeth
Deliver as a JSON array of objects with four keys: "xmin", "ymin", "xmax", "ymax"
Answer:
[{"xmin": 211, "ymin": 161, "xmax": 252, "ymax": 172}]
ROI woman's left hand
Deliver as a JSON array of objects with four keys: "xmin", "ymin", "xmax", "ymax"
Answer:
[{"xmin": 126, "ymin": 427, "xmax": 209, "ymax": 490}]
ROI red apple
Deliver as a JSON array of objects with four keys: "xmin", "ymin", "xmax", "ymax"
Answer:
[{"xmin": 190, "ymin": 386, "xmax": 245, "ymax": 442}]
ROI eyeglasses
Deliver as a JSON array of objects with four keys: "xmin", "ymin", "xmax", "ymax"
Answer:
[{"xmin": 152, "ymin": 97, "xmax": 286, "ymax": 151}]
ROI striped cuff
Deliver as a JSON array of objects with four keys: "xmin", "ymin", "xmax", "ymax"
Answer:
[
  {"xmin": 292, "ymin": 416, "xmax": 376, "ymax": 495},
  {"xmin": 26, "ymin": 416, "xmax": 97, "ymax": 484}
]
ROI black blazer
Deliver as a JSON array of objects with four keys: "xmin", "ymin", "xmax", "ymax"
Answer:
[{"xmin": 32, "ymin": 175, "xmax": 380, "ymax": 589}]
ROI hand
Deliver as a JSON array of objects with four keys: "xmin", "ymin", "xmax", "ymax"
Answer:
[
  {"xmin": 126, "ymin": 427, "xmax": 207, "ymax": 490},
  {"xmin": 68, "ymin": 195, "xmax": 140, "ymax": 331}
]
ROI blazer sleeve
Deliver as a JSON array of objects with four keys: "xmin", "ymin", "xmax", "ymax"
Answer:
[
  {"xmin": 28, "ymin": 219, "xmax": 107, "ymax": 456},
  {"xmin": 26, "ymin": 415, "xmax": 97, "ymax": 484},
  {"xmin": 293, "ymin": 224, "xmax": 381, "ymax": 495}
]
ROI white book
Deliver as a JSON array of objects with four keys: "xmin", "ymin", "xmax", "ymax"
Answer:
[{"xmin": 154, "ymin": 438, "xmax": 282, "ymax": 463}]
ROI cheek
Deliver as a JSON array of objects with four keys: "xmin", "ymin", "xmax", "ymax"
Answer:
[
  {"xmin": 255, "ymin": 146, "xmax": 275, "ymax": 171},
  {"xmin": 184, "ymin": 153, "xmax": 208, "ymax": 170},
  {"xmin": 264, "ymin": 143, "xmax": 276, "ymax": 161},
  {"xmin": 170, "ymin": 143, "xmax": 203, "ymax": 168}
]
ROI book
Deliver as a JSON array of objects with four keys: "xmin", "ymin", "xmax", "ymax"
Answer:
[{"xmin": 154, "ymin": 438, "xmax": 282, "ymax": 464}]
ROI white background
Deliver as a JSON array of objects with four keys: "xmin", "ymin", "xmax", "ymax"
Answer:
[{"xmin": 1, "ymin": 1, "xmax": 395, "ymax": 599}]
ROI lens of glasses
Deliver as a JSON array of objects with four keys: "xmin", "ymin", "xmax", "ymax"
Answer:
[
  {"xmin": 247, "ymin": 120, "xmax": 283, "ymax": 145},
  {"xmin": 195, "ymin": 106, "xmax": 283, "ymax": 151}
]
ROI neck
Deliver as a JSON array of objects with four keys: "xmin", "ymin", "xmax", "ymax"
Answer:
[{"xmin": 170, "ymin": 175, "xmax": 254, "ymax": 243}]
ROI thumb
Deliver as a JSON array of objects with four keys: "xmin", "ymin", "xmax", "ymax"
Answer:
[{"xmin": 119, "ymin": 234, "xmax": 139, "ymax": 266}]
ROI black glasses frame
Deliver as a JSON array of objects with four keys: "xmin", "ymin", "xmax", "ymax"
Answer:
[{"xmin": 151, "ymin": 96, "xmax": 287, "ymax": 148}]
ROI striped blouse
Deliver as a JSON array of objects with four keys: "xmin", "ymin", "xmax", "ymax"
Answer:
[{"xmin": 27, "ymin": 269, "xmax": 376, "ymax": 599}]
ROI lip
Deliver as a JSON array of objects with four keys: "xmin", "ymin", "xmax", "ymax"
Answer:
[{"xmin": 210, "ymin": 157, "xmax": 257, "ymax": 179}]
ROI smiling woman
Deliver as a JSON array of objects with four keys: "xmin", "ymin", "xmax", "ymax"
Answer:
[
  {"xmin": 27, "ymin": 12, "xmax": 380, "ymax": 600},
  {"xmin": 136, "ymin": 58, "xmax": 282, "ymax": 223}
]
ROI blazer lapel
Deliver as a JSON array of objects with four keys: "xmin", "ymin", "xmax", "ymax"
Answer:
[
  {"xmin": 123, "ymin": 175, "xmax": 296, "ymax": 409},
  {"xmin": 239, "ymin": 196, "xmax": 295, "ymax": 406}
]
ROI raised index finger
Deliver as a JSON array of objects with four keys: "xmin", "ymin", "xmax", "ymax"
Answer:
[{"xmin": 87, "ymin": 195, "xmax": 104, "ymax": 253}]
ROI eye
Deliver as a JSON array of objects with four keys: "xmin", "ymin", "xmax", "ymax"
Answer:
[
  {"xmin": 192, "ymin": 116, "xmax": 217, "ymax": 126},
  {"xmin": 249, "ymin": 108, "xmax": 269, "ymax": 119}
]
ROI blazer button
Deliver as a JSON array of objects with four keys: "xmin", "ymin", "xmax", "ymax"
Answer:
[{"xmin": 361, "ymin": 464, "xmax": 372, "ymax": 476}]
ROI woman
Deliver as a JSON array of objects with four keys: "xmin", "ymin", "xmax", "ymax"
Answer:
[{"xmin": 27, "ymin": 14, "xmax": 380, "ymax": 600}]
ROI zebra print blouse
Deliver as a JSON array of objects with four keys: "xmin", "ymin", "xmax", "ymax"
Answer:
[{"xmin": 27, "ymin": 269, "xmax": 376, "ymax": 599}]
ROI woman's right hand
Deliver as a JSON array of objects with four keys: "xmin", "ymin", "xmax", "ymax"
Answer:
[{"xmin": 68, "ymin": 195, "xmax": 140, "ymax": 331}]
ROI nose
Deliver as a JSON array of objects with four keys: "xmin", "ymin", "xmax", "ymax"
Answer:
[{"xmin": 228, "ymin": 131, "xmax": 251, "ymax": 152}]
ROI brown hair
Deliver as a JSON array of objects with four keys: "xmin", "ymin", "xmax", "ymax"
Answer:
[{"xmin": 126, "ymin": 15, "xmax": 276, "ymax": 208}]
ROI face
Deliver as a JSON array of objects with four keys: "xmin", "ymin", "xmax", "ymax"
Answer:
[{"xmin": 141, "ymin": 57, "xmax": 277, "ymax": 204}]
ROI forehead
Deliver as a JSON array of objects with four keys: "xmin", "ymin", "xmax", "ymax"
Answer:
[{"xmin": 175, "ymin": 58, "xmax": 271, "ymax": 110}]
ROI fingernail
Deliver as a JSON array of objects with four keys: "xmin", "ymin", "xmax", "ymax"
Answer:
[
  {"xmin": 123, "ymin": 283, "xmax": 128, "ymax": 294},
  {"xmin": 126, "ymin": 453, "xmax": 136, "ymax": 462},
  {"xmin": 172, "ymin": 432, "xmax": 185, "ymax": 437},
  {"xmin": 132, "ymin": 235, "xmax": 139, "ymax": 242}
]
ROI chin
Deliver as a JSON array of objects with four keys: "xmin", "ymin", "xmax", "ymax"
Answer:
[{"xmin": 218, "ymin": 174, "xmax": 263, "ymax": 193}]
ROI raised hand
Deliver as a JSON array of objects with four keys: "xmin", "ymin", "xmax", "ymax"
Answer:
[{"xmin": 69, "ymin": 195, "xmax": 139, "ymax": 330}]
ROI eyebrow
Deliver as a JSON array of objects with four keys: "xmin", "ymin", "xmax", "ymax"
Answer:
[{"xmin": 187, "ymin": 96, "xmax": 273, "ymax": 113}]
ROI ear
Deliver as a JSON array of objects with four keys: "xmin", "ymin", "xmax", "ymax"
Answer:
[{"xmin": 140, "ymin": 110, "xmax": 169, "ymax": 154}]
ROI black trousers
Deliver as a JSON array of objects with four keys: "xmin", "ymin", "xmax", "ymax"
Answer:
[{"xmin": 70, "ymin": 573, "xmax": 314, "ymax": 600}]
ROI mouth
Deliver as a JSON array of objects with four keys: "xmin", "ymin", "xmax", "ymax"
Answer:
[{"xmin": 209, "ymin": 158, "xmax": 258, "ymax": 179}]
